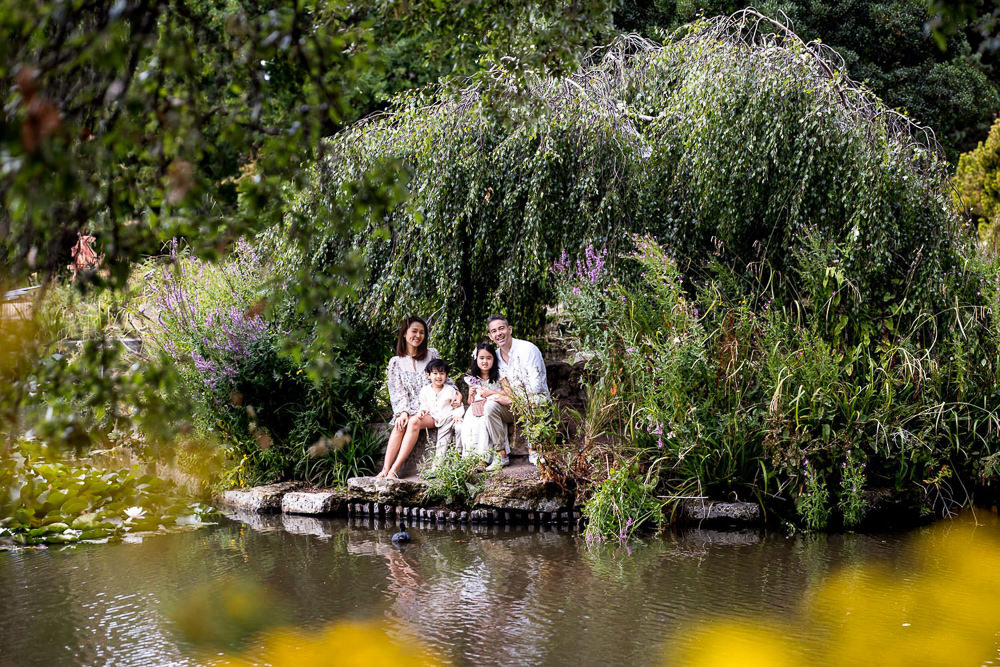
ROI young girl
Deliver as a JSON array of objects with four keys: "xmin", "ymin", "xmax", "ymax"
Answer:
[
  {"xmin": 417, "ymin": 359, "xmax": 465, "ymax": 472},
  {"xmin": 461, "ymin": 343, "xmax": 512, "ymax": 469}
]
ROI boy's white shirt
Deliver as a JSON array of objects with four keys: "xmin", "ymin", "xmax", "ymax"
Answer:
[{"xmin": 418, "ymin": 384, "xmax": 465, "ymax": 423}]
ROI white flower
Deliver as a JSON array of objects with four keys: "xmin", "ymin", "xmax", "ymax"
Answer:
[
  {"xmin": 672, "ymin": 336, "xmax": 681, "ymax": 344},
  {"xmin": 123, "ymin": 506, "xmax": 146, "ymax": 523}
]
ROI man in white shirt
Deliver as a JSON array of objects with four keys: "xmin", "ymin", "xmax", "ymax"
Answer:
[{"xmin": 486, "ymin": 314, "xmax": 550, "ymax": 465}]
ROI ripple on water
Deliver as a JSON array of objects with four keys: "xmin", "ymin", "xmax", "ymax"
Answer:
[{"xmin": 0, "ymin": 516, "xmax": 964, "ymax": 667}]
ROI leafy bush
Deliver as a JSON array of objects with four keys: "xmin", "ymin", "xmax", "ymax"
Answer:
[
  {"xmin": 954, "ymin": 116, "xmax": 1000, "ymax": 254},
  {"xmin": 420, "ymin": 449, "xmax": 490, "ymax": 507},
  {"xmin": 144, "ymin": 239, "xmax": 384, "ymax": 486},
  {"xmin": 583, "ymin": 464, "xmax": 665, "ymax": 542},
  {"xmin": 556, "ymin": 235, "xmax": 1000, "ymax": 534}
]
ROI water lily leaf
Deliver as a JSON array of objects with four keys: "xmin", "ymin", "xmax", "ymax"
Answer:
[
  {"xmin": 71, "ymin": 513, "xmax": 99, "ymax": 530},
  {"xmin": 46, "ymin": 490, "xmax": 68, "ymax": 508},
  {"xmin": 61, "ymin": 497, "xmax": 90, "ymax": 515}
]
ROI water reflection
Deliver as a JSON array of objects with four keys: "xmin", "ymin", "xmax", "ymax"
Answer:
[{"xmin": 0, "ymin": 511, "xmax": 952, "ymax": 666}]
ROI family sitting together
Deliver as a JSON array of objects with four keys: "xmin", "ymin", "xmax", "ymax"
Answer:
[{"xmin": 376, "ymin": 314, "xmax": 549, "ymax": 480}]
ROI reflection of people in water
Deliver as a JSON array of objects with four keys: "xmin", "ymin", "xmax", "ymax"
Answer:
[
  {"xmin": 376, "ymin": 525, "xmax": 571, "ymax": 663},
  {"xmin": 384, "ymin": 547, "xmax": 422, "ymax": 600}
]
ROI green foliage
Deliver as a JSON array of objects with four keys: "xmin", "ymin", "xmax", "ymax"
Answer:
[
  {"xmin": 0, "ymin": 441, "xmax": 213, "ymax": 548},
  {"xmin": 557, "ymin": 232, "xmax": 999, "ymax": 534},
  {"xmin": 419, "ymin": 448, "xmax": 490, "ymax": 507},
  {"xmin": 582, "ymin": 464, "xmax": 666, "ymax": 542},
  {"xmin": 838, "ymin": 449, "xmax": 869, "ymax": 528},
  {"xmin": 142, "ymin": 240, "xmax": 384, "ymax": 486},
  {"xmin": 297, "ymin": 13, "xmax": 971, "ymax": 360},
  {"xmin": 618, "ymin": 0, "xmax": 1000, "ymax": 158},
  {"xmin": 795, "ymin": 462, "xmax": 832, "ymax": 531},
  {"xmin": 293, "ymin": 425, "xmax": 382, "ymax": 488},
  {"xmin": 954, "ymin": 116, "xmax": 1000, "ymax": 253}
]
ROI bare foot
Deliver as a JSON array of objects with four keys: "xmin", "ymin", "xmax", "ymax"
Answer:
[
  {"xmin": 386, "ymin": 470, "xmax": 400, "ymax": 480},
  {"xmin": 375, "ymin": 470, "xmax": 388, "ymax": 479}
]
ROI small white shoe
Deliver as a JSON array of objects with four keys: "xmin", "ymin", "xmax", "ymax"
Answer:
[{"xmin": 485, "ymin": 453, "xmax": 509, "ymax": 471}]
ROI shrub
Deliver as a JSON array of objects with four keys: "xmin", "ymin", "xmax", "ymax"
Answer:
[
  {"xmin": 420, "ymin": 449, "xmax": 490, "ymax": 507},
  {"xmin": 555, "ymin": 235, "xmax": 999, "ymax": 534},
  {"xmin": 144, "ymin": 239, "xmax": 384, "ymax": 486},
  {"xmin": 583, "ymin": 464, "xmax": 665, "ymax": 543}
]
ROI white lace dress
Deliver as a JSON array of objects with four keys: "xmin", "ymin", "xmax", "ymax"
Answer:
[{"xmin": 386, "ymin": 348, "xmax": 442, "ymax": 419}]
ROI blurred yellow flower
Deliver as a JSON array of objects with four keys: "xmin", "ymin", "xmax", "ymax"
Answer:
[
  {"xmin": 672, "ymin": 520, "xmax": 1000, "ymax": 667},
  {"xmin": 214, "ymin": 621, "xmax": 444, "ymax": 667}
]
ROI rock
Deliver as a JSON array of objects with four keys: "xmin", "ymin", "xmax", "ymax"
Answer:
[
  {"xmin": 281, "ymin": 489, "xmax": 347, "ymax": 516},
  {"xmin": 216, "ymin": 481, "xmax": 304, "ymax": 513},
  {"xmin": 545, "ymin": 360, "xmax": 588, "ymax": 411},
  {"xmin": 347, "ymin": 476, "xmax": 428, "ymax": 505},
  {"xmin": 473, "ymin": 474, "xmax": 574, "ymax": 513},
  {"xmin": 679, "ymin": 500, "xmax": 761, "ymax": 526}
]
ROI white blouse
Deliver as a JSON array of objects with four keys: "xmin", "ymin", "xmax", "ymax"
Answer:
[{"xmin": 386, "ymin": 348, "xmax": 442, "ymax": 418}]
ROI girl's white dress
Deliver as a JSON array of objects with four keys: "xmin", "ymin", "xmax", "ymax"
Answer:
[{"xmin": 460, "ymin": 376, "xmax": 509, "ymax": 458}]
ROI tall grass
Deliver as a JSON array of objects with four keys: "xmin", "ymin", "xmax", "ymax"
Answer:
[{"xmin": 553, "ymin": 236, "xmax": 1000, "ymax": 536}]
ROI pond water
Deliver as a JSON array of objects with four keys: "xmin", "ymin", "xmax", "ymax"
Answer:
[{"xmin": 1, "ymin": 511, "xmax": 997, "ymax": 666}]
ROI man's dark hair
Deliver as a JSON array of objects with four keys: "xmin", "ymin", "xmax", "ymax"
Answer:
[
  {"xmin": 486, "ymin": 314, "xmax": 509, "ymax": 328},
  {"xmin": 395, "ymin": 316, "xmax": 429, "ymax": 359},
  {"xmin": 468, "ymin": 343, "xmax": 500, "ymax": 383},
  {"xmin": 425, "ymin": 358, "xmax": 449, "ymax": 375}
]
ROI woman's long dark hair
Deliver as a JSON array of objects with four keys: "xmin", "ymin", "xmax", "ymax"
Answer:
[
  {"xmin": 468, "ymin": 342, "xmax": 500, "ymax": 383},
  {"xmin": 395, "ymin": 316, "xmax": 429, "ymax": 360}
]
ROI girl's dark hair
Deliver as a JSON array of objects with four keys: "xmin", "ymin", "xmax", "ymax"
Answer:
[
  {"xmin": 425, "ymin": 358, "xmax": 448, "ymax": 375},
  {"xmin": 395, "ymin": 316, "xmax": 429, "ymax": 359},
  {"xmin": 469, "ymin": 343, "xmax": 500, "ymax": 383}
]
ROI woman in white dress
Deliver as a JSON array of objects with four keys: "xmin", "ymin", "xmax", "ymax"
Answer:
[
  {"xmin": 461, "ymin": 343, "xmax": 512, "ymax": 468},
  {"xmin": 377, "ymin": 316, "xmax": 459, "ymax": 478}
]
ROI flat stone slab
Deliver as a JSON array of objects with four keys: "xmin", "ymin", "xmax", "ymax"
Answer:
[
  {"xmin": 217, "ymin": 481, "xmax": 304, "ymax": 513},
  {"xmin": 282, "ymin": 489, "xmax": 347, "ymax": 515},
  {"xmin": 474, "ymin": 474, "xmax": 573, "ymax": 513},
  {"xmin": 679, "ymin": 500, "xmax": 761, "ymax": 526},
  {"xmin": 347, "ymin": 476, "xmax": 429, "ymax": 505}
]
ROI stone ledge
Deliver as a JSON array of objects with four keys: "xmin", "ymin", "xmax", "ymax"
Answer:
[
  {"xmin": 282, "ymin": 489, "xmax": 348, "ymax": 515},
  {"xmin": 679, "ymin": 500, "xmax": 761, "ymax": 526},
  {"xmin": 347, "ymin": 476, "xmax": 429, "ymax": 505},
  {"xmin": 474, "ymin": 474, "xmax": 574, "ymax": 513},
  {"xmin": 217, "ymin": 481, "xmax": 304, "ymax": 513}
]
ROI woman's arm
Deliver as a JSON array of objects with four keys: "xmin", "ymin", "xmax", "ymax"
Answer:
[{"xmin": 386, "ymin": 357, "xmax": 410, "ymax": 418}]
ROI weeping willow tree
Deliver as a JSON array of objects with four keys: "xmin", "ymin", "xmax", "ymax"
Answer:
[{"xmin": 290, "ymin": 10, "xmax": 982, "ymax": 360}]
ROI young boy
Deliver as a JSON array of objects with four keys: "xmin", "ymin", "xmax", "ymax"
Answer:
[{"xmin": 417, "ymin": 359, "xmax": 465, "ymax": 472}]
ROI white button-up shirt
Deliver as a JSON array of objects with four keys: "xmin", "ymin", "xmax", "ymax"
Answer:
[{"xmin": 497, "ymin": 338, "xmax": 549, "ymax": 398}]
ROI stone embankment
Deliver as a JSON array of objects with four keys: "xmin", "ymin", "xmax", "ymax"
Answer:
[
  {"xmin": 215, "ymin": 359, "xmax": 762, "ymax": 530},
  {"xmin": 216, "ymin": 459, "xmax": 590, "ymax": 528},
  {"xmin": 216, "ymin": 463, "xmax": 762, "ymax": 531}
]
